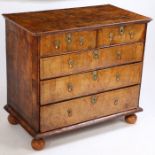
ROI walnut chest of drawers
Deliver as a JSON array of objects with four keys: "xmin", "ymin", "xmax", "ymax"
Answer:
[{"xmin": 3, "ymin": 4, "xmax": 151, "ymax": 150}]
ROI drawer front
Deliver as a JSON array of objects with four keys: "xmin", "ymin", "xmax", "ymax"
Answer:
[
  {"xmin": 40, "ymin": 85, "xmax": 140, "ymax": 132},
  {"xmin": 40, "ymin": 43, "xmax": 143, "ymax": 79},
  {"xmin": 40, "ymin": 63, "xmax": 142, "ymax": 105},
  {"xmin": 40, "ymin": 30, "xmax": 96, "ymax": 57},
  {"xmin": 98, "ymin": 24, "xmax": 145, "ymax": 46}
]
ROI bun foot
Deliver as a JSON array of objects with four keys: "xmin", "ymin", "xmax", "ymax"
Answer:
[
  {"xmin": 31, "ymin": 138, "xmax": 45, "ymax": 150},
  {"xmin": 125, "ymin": 114, "xmax": 137, "ymax": 124},
  {"xmin": 8, "ymin": 114, "xmax": 18, "ymax": 125}
]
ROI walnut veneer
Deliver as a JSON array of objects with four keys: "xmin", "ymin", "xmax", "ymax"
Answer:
[{"xmin": 3, "ymin": 4, "xmax": 151, "ymax": 150}]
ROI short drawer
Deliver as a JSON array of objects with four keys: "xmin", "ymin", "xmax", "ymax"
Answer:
[
  {"xmin": 40, "ymin": 62, "xmax": 142, "ymax": 105},
  {"xmin": 98, "ymin": 24, "xmax": 145, "ymax": 46},
  {"xmin": 40, "ymin": 30, "xmax": 96, "ymax": 57},
  {"xmin": 40, "ymin": 42, "xmax": 143, "ymax": 79},
  {"xmin": 40, "ymin": 85, "xmax": 140, "ymax": 132}
]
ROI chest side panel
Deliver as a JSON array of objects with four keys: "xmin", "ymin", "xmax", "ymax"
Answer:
[{"xmin": 6, "ymin": 20, "xmax": 40, "ymax": 131}]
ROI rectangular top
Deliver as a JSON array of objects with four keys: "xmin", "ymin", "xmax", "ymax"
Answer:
[{"xmin": 3, "ymin": 4, "xmax": 151, "ymax": 35}]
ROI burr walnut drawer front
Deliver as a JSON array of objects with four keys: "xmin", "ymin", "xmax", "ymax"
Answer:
[
  {"xmin": 40, "ymin": 85, "xmax": 140, "ymax": 132},
  {"xmin": 40, "ymin": 62, "xmax": 142, "ymax": 105},
  {"xmin": 98, "ymin": 24, "xmax": 145, "ymax": 46},
  {"xmin": 40, "ymin": 42, "xmax": 143, "ymax": 79},
  {"xmin": 40, "ymin": 30, "xmax": 96, "ymax": 57}
]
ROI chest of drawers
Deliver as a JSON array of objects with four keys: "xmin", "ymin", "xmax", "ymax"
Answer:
[{"xmin": 3, "ymin": 4, "xmax": 151, "ymax": 150}]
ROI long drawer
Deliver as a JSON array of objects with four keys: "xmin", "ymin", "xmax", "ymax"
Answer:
[
  {"xmin": 40, "ymin": 42, "xmax": 143, "ymax": 79},
  {"xmin": 40, "ymin": 85, "xmax": 140, "ymax": 132},
  {"xmin": 40, "ymin": 62, "xmax": 142, "ymax": 105}
]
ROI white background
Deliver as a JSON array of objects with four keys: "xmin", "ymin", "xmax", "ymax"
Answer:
[{"xmin": 0, "ymin": 0, "xmax": 155, "ymax": 155}]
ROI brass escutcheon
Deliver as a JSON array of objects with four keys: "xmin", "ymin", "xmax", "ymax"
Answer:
[
  {"xmin": 68, "ymin": 59, "xmax": 74, "ymax": 68},
  {"xmin": 92, "ymin": 71, "xmax": 98, "ymax": 81},
  {"xmin": 114, "ymin": 99, "xmax": 119, "ymax": 105},
  {"xmin": 93, "ymin": 50, "xmax": 99, "ymax": 59},
  {"xmin": 91, "ymin": 96, "xmax": 97, "ymax": 104},
  {"xmin": 66, "ymin": 33, "xmax": 72, "ymax": 44},
  {"xmin": 116, "ymin": 73, "xmax": 120, "ymax": 81},
  {"xmin": 109, "ymin": 32, "xmax": 114, "ymax": 43},
  {"xmin": 54, "ymin": 40, "xmax": 60, "ymax": 49},
  {"xmin": 116, "ymin": 51, "xmax": 122, "ymax": 60},
  {"xmin": 120, "ymin": 26, "xmax": 125, "ymax": 35},
  {"xmin": 129, "ymin": 31, "xmax": 134, "ymax": 39},
  {"xmin": 67, "ymin": 83, "xmax": 73, "ymax": 92},
  {"xmin": 67, "ymin": 109, "xmax": 72, "ymax": 117},
  {"xmin": 79, "ymin": 36, "xmax": 84, "ymax": 45}
]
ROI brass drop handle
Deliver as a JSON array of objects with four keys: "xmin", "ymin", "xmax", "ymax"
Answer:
[
  {"xmin": 66, "ymin": 33, "xmax": 72, "ymax": 44},
  {"xmin": 92, "ymin": 71, "xmax": 98, "ymax": 81},
  {"xmin": 54, "ymin": 40, "xmax": 60, "ymax": 49},
  {"xmin": 93, "ymin": 50, "xmax": 99, "ymax": 59},
  {"xmin": 116, "ymin": 51, "xmax": 121, "ymax": 60},
  {"xmin": 120, "ymin": 26, "xmax": 125, "ymax": 35},
  {"xmin": 91, "ymin": 96, "xmax": 97, "ymax": 104},
  {"xmin": 129, "ymin": 31, "xmax": 135, "ymax": 39},
  {"xmin": 114, "ymin": 99, "xmax": 119, "ymax": 105},
  {"xmin": 116, "ymin": 73, "xmax": 120, "ymax": 81},
  {"xmin": 79, "ymin": 36, "xmax": 84, "ymax": 45},
  {"xmin": 68, "ymin": 59, "xmax": 74, "ymax": 68},
  {"xmin": 67, "ymin": 109, "xmax": 72, "ymax": 117},
  {"xmin": 67, "ymin": 83, "xmax": 73, "ymax": 92}
]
